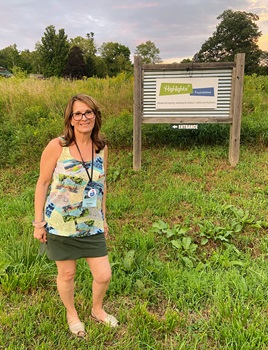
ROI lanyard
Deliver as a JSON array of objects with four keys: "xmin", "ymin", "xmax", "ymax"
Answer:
[{"xmin": 74, "ymin": 140, "xmax": 94, "ymax": 182}]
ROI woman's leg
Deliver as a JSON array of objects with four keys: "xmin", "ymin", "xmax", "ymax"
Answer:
[
  {"xmin": 56, "ymin": 260, "xmax": 80, "ymax": 324},
  {"xmin": 86, "ymin": 255, "xmax": 111, "ymax": 321}
]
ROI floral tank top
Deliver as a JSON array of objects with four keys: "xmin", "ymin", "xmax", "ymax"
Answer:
[{"xmin": 45, "ymin": 144, "xmax": 105, "ymax": 237}]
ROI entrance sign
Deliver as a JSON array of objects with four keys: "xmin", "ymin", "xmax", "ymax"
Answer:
[
  {"xmin": 133, "ymin": 53, "xmax": 245, "ymax": 170},
  {"xmin": 172, "ymin": 125, "xmax": 198, "ymax": 130},
  {"xmin": 156, "ymin": 78, "xmax": 218, "ymax": 110}
]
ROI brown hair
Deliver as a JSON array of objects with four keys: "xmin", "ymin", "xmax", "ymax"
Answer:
[{"xmin": 62, "ymin": 94, "xmax": 105, "ymax": 152}]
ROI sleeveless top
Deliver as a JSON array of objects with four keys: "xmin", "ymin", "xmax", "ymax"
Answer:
[{"xmin": 45, "ymin": 144, "xmax": 105, "ymax": 238}]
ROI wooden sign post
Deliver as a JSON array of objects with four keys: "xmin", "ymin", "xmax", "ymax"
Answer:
[{"xmin": 133, "ymin": 53, "xmax": 245, "ymax": 170}]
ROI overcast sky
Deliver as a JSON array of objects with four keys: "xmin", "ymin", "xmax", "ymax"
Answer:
[{"xmin": 0, "ymin": 0, "xmax": 267, "ymax": 62}]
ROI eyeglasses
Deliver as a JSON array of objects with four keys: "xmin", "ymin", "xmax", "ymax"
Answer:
[{"xmin": 71, "ymin": 110, "xmax": 95, "ymax": 121}]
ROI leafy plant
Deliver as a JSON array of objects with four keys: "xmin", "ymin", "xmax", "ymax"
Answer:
[
  {"xmin": 152, "ymin": 220, "xmax": 197, "ymax": 268},
  {"xmin": 198, "ymin": 219, "xmax": 241, "ymax": 245},
  {"xmin": 198, "ymin": 205, "xmax": 268, "ymax": 245},
  {"xmin": 222, "ymin": 204, "xmax": 268, "ymax": 228},
  {"xmin": 171, "ymin": 236, "xmax": 198, "ymax": 269},
  {"xmin": 107, "ymin": 166, "xmax": 121, "ymax": 182}
]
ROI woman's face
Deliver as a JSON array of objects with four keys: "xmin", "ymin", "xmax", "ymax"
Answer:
[{"xmin": 71, "ymin": 100, "xmax": 96, "ymax": 135}]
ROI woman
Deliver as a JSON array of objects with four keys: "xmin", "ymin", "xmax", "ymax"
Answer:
[{"xmin": 33, "ymin": 94, "xmax": 118, "ymax": 339}]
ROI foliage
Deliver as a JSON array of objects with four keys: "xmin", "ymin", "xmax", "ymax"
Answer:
[
  {"xmin": 0, "ymin": 44, "xmax": 21, "ymax": 71},
  {"xmin": 0, "ymin": 73, "xmax": 268, "ymax": 168},
  {"xmin": 10, "ymin": 66, "xmax": 28, "ymax": 78},
  {"xmin": 37, "ymin": 25, "xmax": 70, "ymax": 77},
  {"xmin": 151, "ymin": 205, "xmax": 268, "ymax": 269},
  {"xmin": 63, "ymin": 46, "xmax": 87, "ymax": 79},
  {"xmin": 151, "ymin": 220, "xmax": 198, "ymax": 268},
  {"xmin": 198, "ymin": 204, "xmax": 268, "ymax": 245},
  {"xmin": 198, "ymin": 10, "xmax": 263, "ymax": 74},
  {"xmin": 69, "ymin": 33, "xmax": 97, "ymax": 58},
  {"xmin": 0, "ymin": 73, "xmax": 134, "ymax": 166},
  {"xmin": 258, "ymin": 51, "xmax": 268, "ymax": 75},
  {"xmin": 99, "ymin": 42, "xmax": 132, "ymax": 77},
  {"xmin": 19, "ymin": 49, "xmax": 35, "ymax": 73},
  {"xmin": 135, "ymin": 40, "xmax": 162, "ymax": 64},
  {"xmin": 86, "ymin": 55, "xmax": 108, "ymax": 78}
]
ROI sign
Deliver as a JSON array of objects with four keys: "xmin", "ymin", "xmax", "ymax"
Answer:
[
  {"xmin": 171, "ymin": 124, "xmax": 198, "ymax": 129},
  {"xmin": 156, "ymin": 78, "xmax": 218, "ymax": 110},
  {"xmin": 133, "ymin": 54, "xmax": 246, "ymax": 170}
]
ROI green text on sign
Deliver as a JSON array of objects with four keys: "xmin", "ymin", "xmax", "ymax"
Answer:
[{"xmin": 160, "ymin": 83, "xmax": 193, "ymax": 96}]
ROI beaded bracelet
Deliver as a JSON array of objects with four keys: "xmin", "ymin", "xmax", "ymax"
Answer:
[{"xmin": 32, "ymin": 220, "xmax": 46, "ymax": 228}]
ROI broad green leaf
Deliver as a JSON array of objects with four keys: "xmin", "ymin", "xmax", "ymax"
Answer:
[
  {"xmin": 182, "ymin": 257, "xmax": 194, "ymax": 269},
  {"xmin": 171, "ymin": 239, "xmax": 181, "ymax": 250},
  {"xmin": 182, "ymin": 236, "xmax": 191, "ymax": 250},
  {"xmin": 166, "ymin": 228, "xmax": 175, "ymax": 238}
]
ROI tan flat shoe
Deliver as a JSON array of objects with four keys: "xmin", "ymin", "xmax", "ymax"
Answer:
[
  {"xmin": 91, "ymin": 312, "xmax": 119, "ymax": 327},
  {"xmin": 69, "ymin": 321, "xmax": 86, "ymax": 338}
]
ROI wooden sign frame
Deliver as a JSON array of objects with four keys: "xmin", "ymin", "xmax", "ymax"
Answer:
[{"xmin": 133, "ymin": 53, "xmax": 245, "ymax": 170}]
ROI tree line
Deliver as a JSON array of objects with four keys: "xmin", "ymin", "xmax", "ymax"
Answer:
[
  {"xmin": 0, "ymin": 26, "xmax": 161, "ymax": 79},
  {"xmin": 0, "ymin": 9, "xmax": 267, "ymax": 78}
]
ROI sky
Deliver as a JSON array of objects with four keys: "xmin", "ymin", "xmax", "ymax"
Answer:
[{"xmin": 0, "ymin": 0, "xmax": 267, "ymax": 62}]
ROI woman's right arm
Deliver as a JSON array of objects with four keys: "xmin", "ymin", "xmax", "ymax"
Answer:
[{"xmin": 33, "ymin": 138, "xmax": 62, "ymax": 242}]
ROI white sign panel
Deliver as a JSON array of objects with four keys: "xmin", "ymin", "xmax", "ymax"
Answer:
[{"xmin": 156, "ymin": 78, "xmax": 218, "ymax": 110}]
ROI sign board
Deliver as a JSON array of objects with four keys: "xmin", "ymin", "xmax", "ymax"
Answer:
[
  {"xmin": 156, "ymin": 78, "xmax": 218, "ymax": 110},
  {"xmin": 133, "ymin": 54, "xmax": 245, "ymax": 170}
]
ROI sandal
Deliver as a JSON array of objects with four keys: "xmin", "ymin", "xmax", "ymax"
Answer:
[
  {"xmin": 69, "ymin": 321, "xmax": 86, "ymax": 338},
  {"xmin": 91, "ymin": 311, "xmax": 119, "ymax": 328}
]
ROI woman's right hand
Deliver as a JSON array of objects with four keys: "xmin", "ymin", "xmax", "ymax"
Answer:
[{"xmin": 33, "ymin": 227, "xmax": 47, "ymax": 243}]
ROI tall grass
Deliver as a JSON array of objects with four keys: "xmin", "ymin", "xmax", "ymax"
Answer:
[
  {"xmin": 0, "ymin": 74, "xmax": 268, "ymax": 349},
  {"xmin": 1, "ymin": 74, "xmax": 268, "ymax": 168},
  {"xmin": 0, "ymin": 73, "xmax": 133, "ymax": 166}
]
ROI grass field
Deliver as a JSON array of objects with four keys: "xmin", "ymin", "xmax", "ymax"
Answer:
[{"xmin": 0, "ymin": 74, "xmax": 268, "ymax": 349}]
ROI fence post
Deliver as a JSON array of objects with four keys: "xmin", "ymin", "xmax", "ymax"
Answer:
[
  {"xmin": 229, "ymin": 53, "xmax": 245, "ymax": 166},
  {"xmin": 133, "ymin": 56, "xmax": 142, "ymax": 171}
]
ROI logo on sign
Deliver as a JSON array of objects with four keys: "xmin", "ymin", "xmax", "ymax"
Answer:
[{"xmin": 160, "ymin": 83, "xmax": 193, "ymax": 96}]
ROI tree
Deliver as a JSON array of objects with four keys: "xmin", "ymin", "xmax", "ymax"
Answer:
[
  {"xmin": 0, "ymin": 46, "xmax": 43, "ymax": 74},
  {"xmin": 86, "ymin": 55, "xmax": 108, "ymax": 78},
  {"xmin": 135, "ymin": 40, "xmax": 162, "ymax": 64},
  {"xmin": 63, "ymin": 46, "xmax": 87, "ymax": 79},
  {"xmin": 19, "ymin": 50, "xmax": 33, "ymax": 73},
  {"xmin": 258, "ymin": 51, "xmax": 268, "ymax": 75},
  {"xmin": 180, "ymin": 58, "xmax": 192, "ymax": 63},
  {"xmin": 69, "ymin": 33, "xmax": 110, "ymax": 78},
  {"xmin": 197, "ymin": 10, "xmax": 262, "ymax": 74},
  {"xmin": 93, "ymin": 56, "xmax": 108, "ymax": 78},
  {"xmin": 37, "ymin": 25, "xmax": 70, "ymax": 77},
  {"xmin": 28, "ymin": 50, "xmax": 43, "ymax": 74},
  {"xmin": 69, "ymin": 33, "xmax": 97, "ymax": 59},
  {"xmin": 0, "ymin": 44, "xmax": 21, "ymax": 71},
  {"xmin": 98, "ymin": 42, "xmax": 132, "ymax": 76}
]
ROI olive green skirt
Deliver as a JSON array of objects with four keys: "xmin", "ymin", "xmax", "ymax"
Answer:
[{"xmin": 45, "ymin": 232, "xmax": 107, "ymax": 261}]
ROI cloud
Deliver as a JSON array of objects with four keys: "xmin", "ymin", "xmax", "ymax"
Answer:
[
  {"xmin": 0, "ymin": 0, "xmax": 267, "ymax": 60},
  {"xmin": 113, "ymin": 2, "xmax": 159, "ymax": 9}
]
